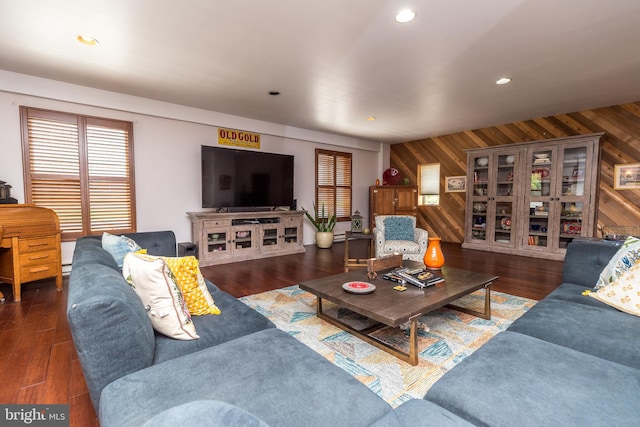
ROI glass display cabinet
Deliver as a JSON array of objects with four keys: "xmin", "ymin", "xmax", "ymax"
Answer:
[{"xmin": 464, "ymin": 133, "xmax": 604, "ymax": 261}]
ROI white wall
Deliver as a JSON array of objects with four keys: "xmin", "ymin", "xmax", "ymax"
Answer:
[{"xmin": 0, "ymin": 71, "xmax": 385, "ymax": 266}]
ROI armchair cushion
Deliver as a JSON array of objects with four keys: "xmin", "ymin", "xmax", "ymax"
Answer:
[{"xmin": 383, "ymin": 216, "xmax": 415, "ymax": 241}]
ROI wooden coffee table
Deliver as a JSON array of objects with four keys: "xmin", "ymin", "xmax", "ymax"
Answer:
[{"xmin": 299, "ymin": 262, "xmax": 498, "ymax": 365}]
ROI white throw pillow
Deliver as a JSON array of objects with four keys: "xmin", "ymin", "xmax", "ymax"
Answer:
[
  {"xmin": 594, "ymin": 236, "xmax": 640, "ymax": 290},
  {"xmin": 589, "ymin": 262, "xmax": 640, "ymax": 317},
  {"xmin": 123, "ymin": 252, "xmax": 199, "ymax": 340}
]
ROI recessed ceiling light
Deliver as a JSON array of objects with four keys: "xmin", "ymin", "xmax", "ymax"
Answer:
[
  {"xmin": 76, "ymin": 35, "xmax": 99, "ymax": 46},
  {"xmin": 395, "ymin": 9, "xmax": 415, "ymax": 23},
  {"xmin": 496, "ymin": 77, "xmax": 512, "ymax": 85},
  {"xmin": 367, "ymin": 116, "xmax": 377, "ymax": 121}
]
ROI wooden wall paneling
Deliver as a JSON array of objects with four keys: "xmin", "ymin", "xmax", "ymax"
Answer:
[{"xmin": 391, "ymin": 101, "xmax": 640, "ymax": 243}]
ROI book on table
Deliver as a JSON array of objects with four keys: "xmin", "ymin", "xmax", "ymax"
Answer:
[{"xmin": 382, "ymin": 267, "xmax": 444, "ymax": 288}]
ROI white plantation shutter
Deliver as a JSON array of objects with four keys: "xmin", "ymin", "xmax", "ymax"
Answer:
[
  {"xmin": 21, "ymin": 107, "xmax": 136, "ymax": 240},
  {"xmin": 315, "ymin": 149, "xmax": 352, "ymax": 221}
]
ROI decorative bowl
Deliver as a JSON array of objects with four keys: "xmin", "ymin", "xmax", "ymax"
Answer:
[
  {"xmin": 530, "ymin": 224, "xmax": 541, "ymax": 231},
  {"xmin": 473, "ymin": 203, "xmax": 486, "ymax": 212},
  {"xmin": 534, "ymin": 153, "xmax": 549, "ymax": 159}
]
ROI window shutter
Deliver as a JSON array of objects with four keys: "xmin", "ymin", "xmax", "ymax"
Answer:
[
  {"xmin": 315, "ymin": 149, "xmax": 352, "ymax": 221},
  {"xmin": 86, "ymin": 121, "xmax": 134, "ymax": 232},
  {"xmin": 24, "ymin": 112, "xmax": 84, "ymax": 234},
  {"xmin": 21, "ymin": 107, "xmax": 136, "ymax": 240}
]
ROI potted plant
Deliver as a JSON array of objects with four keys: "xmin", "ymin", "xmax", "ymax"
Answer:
[{"xmin": 303, "ymin": 203, "xmax": 336, "ymax": 248}]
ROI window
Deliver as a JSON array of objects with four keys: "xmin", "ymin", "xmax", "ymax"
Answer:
[
  {"xmin": 21, "ymin": 107, "xmax": 136, "ymax": 241},
  {"xmin": 315, "ymin": 149, "xmax": 352, "ymax": 221},
  {"xmin": 418, "ymin": 163, "xmax": 440, "ymax": 206}
]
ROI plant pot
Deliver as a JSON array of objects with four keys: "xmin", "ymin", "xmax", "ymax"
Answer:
[{"xmin": 315, "ymin": 231, "xmax": 334, "ymax": 249}]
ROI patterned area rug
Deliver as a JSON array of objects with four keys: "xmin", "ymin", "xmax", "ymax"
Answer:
[{"xmin": 240, "ymin": 285, "xmax": 536, "ymax": 407}]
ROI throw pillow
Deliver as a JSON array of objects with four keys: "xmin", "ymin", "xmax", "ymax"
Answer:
[
  {"xmin": 123, "ymin": 252, "xmax": 199, "ymax": 340},
  {"xmin": 383, "ymin": 217, "xmax": 414, "ymax": 241},
  {"xmin": 102, "ymin": 232, "xmax": 142, "ymax": 268},
  {"xmin": 588, "ymin": 262, "xmax": 640, "ymax": 316},
  {"xmin": 594, "ymin": 236, "xmax": 640, "ymax": 290},
  {"xmin": 162, "ymin": 256, "xmax": 221, "ymax": 316}
]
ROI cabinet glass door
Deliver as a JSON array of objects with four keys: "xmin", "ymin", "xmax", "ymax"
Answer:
[
  {"xmin": 528, "ymin": 201, "xmax": 550, "ymax": 248},
  {"xmin": 262, "ymin": 226, "xmax": 279, "ymax": 249},
  {"xmin": 470, "ymin": 155, "xmax": 490, "ymax": 241},
  {"xmin": 559, "ymin": 146, "xmax": 587, "ymax": 197},
  {"xmin": 493, "ymin": 153, "xmax": 516, "ymax": 245},
  {"xmin": 207, "ymin": 230, "xmax": 229, "ymax": 254},
  {"xmin": 234, "ymin": 228, "xmax": 253, "ymax": 251}
]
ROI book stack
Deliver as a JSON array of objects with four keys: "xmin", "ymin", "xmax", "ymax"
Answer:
[{"xmin": 383, "ymin": 267, "xmax": 444, "ymax": 288}]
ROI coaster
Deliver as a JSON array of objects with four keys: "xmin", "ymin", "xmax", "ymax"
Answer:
[{"xmin": 342, "ymin": 281, "xmax": 376, "ymax": 294}]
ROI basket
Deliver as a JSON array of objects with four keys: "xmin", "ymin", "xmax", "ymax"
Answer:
[{"xmin": 601, "ymin": 225, "xmax": 640, "ymax": 240}]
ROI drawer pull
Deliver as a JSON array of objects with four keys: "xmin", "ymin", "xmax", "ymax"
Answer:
[
  {"xmin": 28, "ymin": 241, "xmax": 50, "ymax": 248},
  {"xmin": 29, "ymin": 266, "xmax": 50, "ymax": 273},
  {"xmin": 29, "ymin": 254, "xmax": 50, "ymax": 261}
]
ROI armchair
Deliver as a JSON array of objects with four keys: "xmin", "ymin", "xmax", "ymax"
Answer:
[{"xmin": 373, "ymin": 215, "xmax": 428, "ymax": 262}]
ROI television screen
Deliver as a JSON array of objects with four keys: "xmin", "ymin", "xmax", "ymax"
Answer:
[{"xmin": 201, "ymin": 146, "xmax": 294, "ymax": 210}]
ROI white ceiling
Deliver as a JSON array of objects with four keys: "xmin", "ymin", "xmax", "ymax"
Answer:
[{"xmin": 1, "ymin": 0, "xmax": 640, "ymax": 143}]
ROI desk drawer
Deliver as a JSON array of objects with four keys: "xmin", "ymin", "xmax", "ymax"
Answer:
[
  {"xmin": 18, "ymin": 236, "xmax": 58, "ymax": 254},
  {"xmin": 19, "ymin": 249, "xmax": 58, "ymax": 267},
  {"xmin": 20, "ymin": 261, "xmax": 59, "ymax": 282}
]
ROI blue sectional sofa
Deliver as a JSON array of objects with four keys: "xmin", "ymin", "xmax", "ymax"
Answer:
[
  {"xmin": 68, "ymin": 232, "xmax": 640, "ymax": 426},
  {"xmin": 67, "ymin": 231, "xmax": 470, "ymax": 427},
  {"xmin": 425, "ymin": 238, "xmax": 640, "ymax": 426}
]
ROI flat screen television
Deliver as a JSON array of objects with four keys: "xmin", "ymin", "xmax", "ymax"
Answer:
[{"xmin": 201, "ymin": 146, "xmax": 294, "ymax": 210}]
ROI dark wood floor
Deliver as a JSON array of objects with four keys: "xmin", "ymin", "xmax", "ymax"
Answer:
[{"xmin": 0, "ymin": 241, "xmax": 564, "ymax": 426}]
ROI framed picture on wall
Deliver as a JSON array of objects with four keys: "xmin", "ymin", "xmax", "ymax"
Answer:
[
  {"xmin": 614, "ymin": 163, "xmax": 640, "ymax": 190},
  {"xmin": 445, "ymin": 176, "xmax": 466, "ymax": 192}
]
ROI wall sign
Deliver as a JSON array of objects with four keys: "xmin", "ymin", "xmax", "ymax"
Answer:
[{"xmin": 218, "ymin": 128, "xmax": 260, "ymax": 149}]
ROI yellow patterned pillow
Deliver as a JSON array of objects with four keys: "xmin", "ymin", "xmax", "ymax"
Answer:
[
  {"xmin": 588, "ymin": 261, "xmax": 640, "ymax": 316},
  {"xmin": 163, "ymin": 256, "xmax": 221, "ymax": 316}
]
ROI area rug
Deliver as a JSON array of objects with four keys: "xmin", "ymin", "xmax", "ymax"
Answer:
[{"xmin": 240, "ymin": 285, "xmax": 536, "ymax": 407}]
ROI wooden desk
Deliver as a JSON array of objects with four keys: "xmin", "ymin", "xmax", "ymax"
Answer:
[{"xmin": 0, "ymin": 205, "xmax": 63, "ymax": 302}]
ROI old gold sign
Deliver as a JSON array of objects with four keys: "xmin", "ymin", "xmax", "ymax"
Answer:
[{"xmin": 218, "ymin": 128, "xmax": 260, "ymax": 149}]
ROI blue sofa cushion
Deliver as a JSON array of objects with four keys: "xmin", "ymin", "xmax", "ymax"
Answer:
[
  {"xmin": 68, "ymin": 263, "xmax": 155, "ymax": 410},
  {"xmin": 153, "ymin": 290, "xmax": 275, "ymax": 364},
  {"xmin": 384, "ymin": 217, "xmax": 414, "ymax": 241},
  {"xmin": 71, "ymin": 237, "xmax": 119, "ymax": 270},
  {"xmin": 562, "ymin": 239, "xmax": 622, "ymax": 287},
  {"xmin": 507, "ymin": 294, "xmax": 640, "ymax": 369},
  {"xmin": 141, "ymin": 400, "xmax": 270, "ymax": 427},
  {"xmin": 100, "ymin": 328, "xmax": 392, "ymax": 427},
  {"xmin": 425, "ymin": 331, "xmax": 640, "ymax": 427},
  {"xmin": 102, "ymin": 232, "xmax": 142, "ymax": 268},
  {"xmin": 372, "ymin": 399, "xmax": 474, "ymax": 426}
]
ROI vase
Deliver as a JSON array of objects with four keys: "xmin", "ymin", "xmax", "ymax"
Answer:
[
  {"xmin": 424, "ymin": 237, "xmax": 445, "ymax": 270},
  {"xmin": 315, "ymin": 231, "xmax": 334, "ymax": 249}
]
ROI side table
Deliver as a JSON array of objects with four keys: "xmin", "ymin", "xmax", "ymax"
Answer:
[{"xmin": 344, "ymin": 231, "xmax": 375, "ymax": 272}]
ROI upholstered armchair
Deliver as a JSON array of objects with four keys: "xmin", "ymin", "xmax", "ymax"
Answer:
[{"xmin": 373, "ymin": 215, "xmax": 429, "ymax": 262}]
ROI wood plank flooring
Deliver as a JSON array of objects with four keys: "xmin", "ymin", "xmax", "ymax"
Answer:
[{"xmin": 0, "ymin": 241, "xmax": 564, "ymax": 426}]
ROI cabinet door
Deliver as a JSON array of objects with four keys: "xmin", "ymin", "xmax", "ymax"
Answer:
[
  {"xmin": 280, "ymin": 215, "xmax": 302, "ymax": 247},
  {"xmin": 260, "ymin": 224, "xmax": 280, "ymax": 252},
  {"xmin": 232, "ymin": 226, "xmax": 255, "ymax": 253},
  {"xmin": 555, "ymin": 143, "xmax": 592, "ymax": 250},
  {"xmin": 371, "ymin": 187, "xmax": 397, "ymax": 216},
  {"xmin": 469, "ymin": 154, "xmax": 490, "ymax": 242},
  {"xmin": 203, "ymin": 226, "xmax": 232, "ymax": 261},
  {"xmin": 394, "ymin": 187, "xmax": 417, "ymax": 214},
  {"xmin": 525, "ymin": 146, "xmax": 555, "ymax": 253},
  {"xmin": 491, "ymin": 151, "xmax": 518, "ymax": 247}
]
